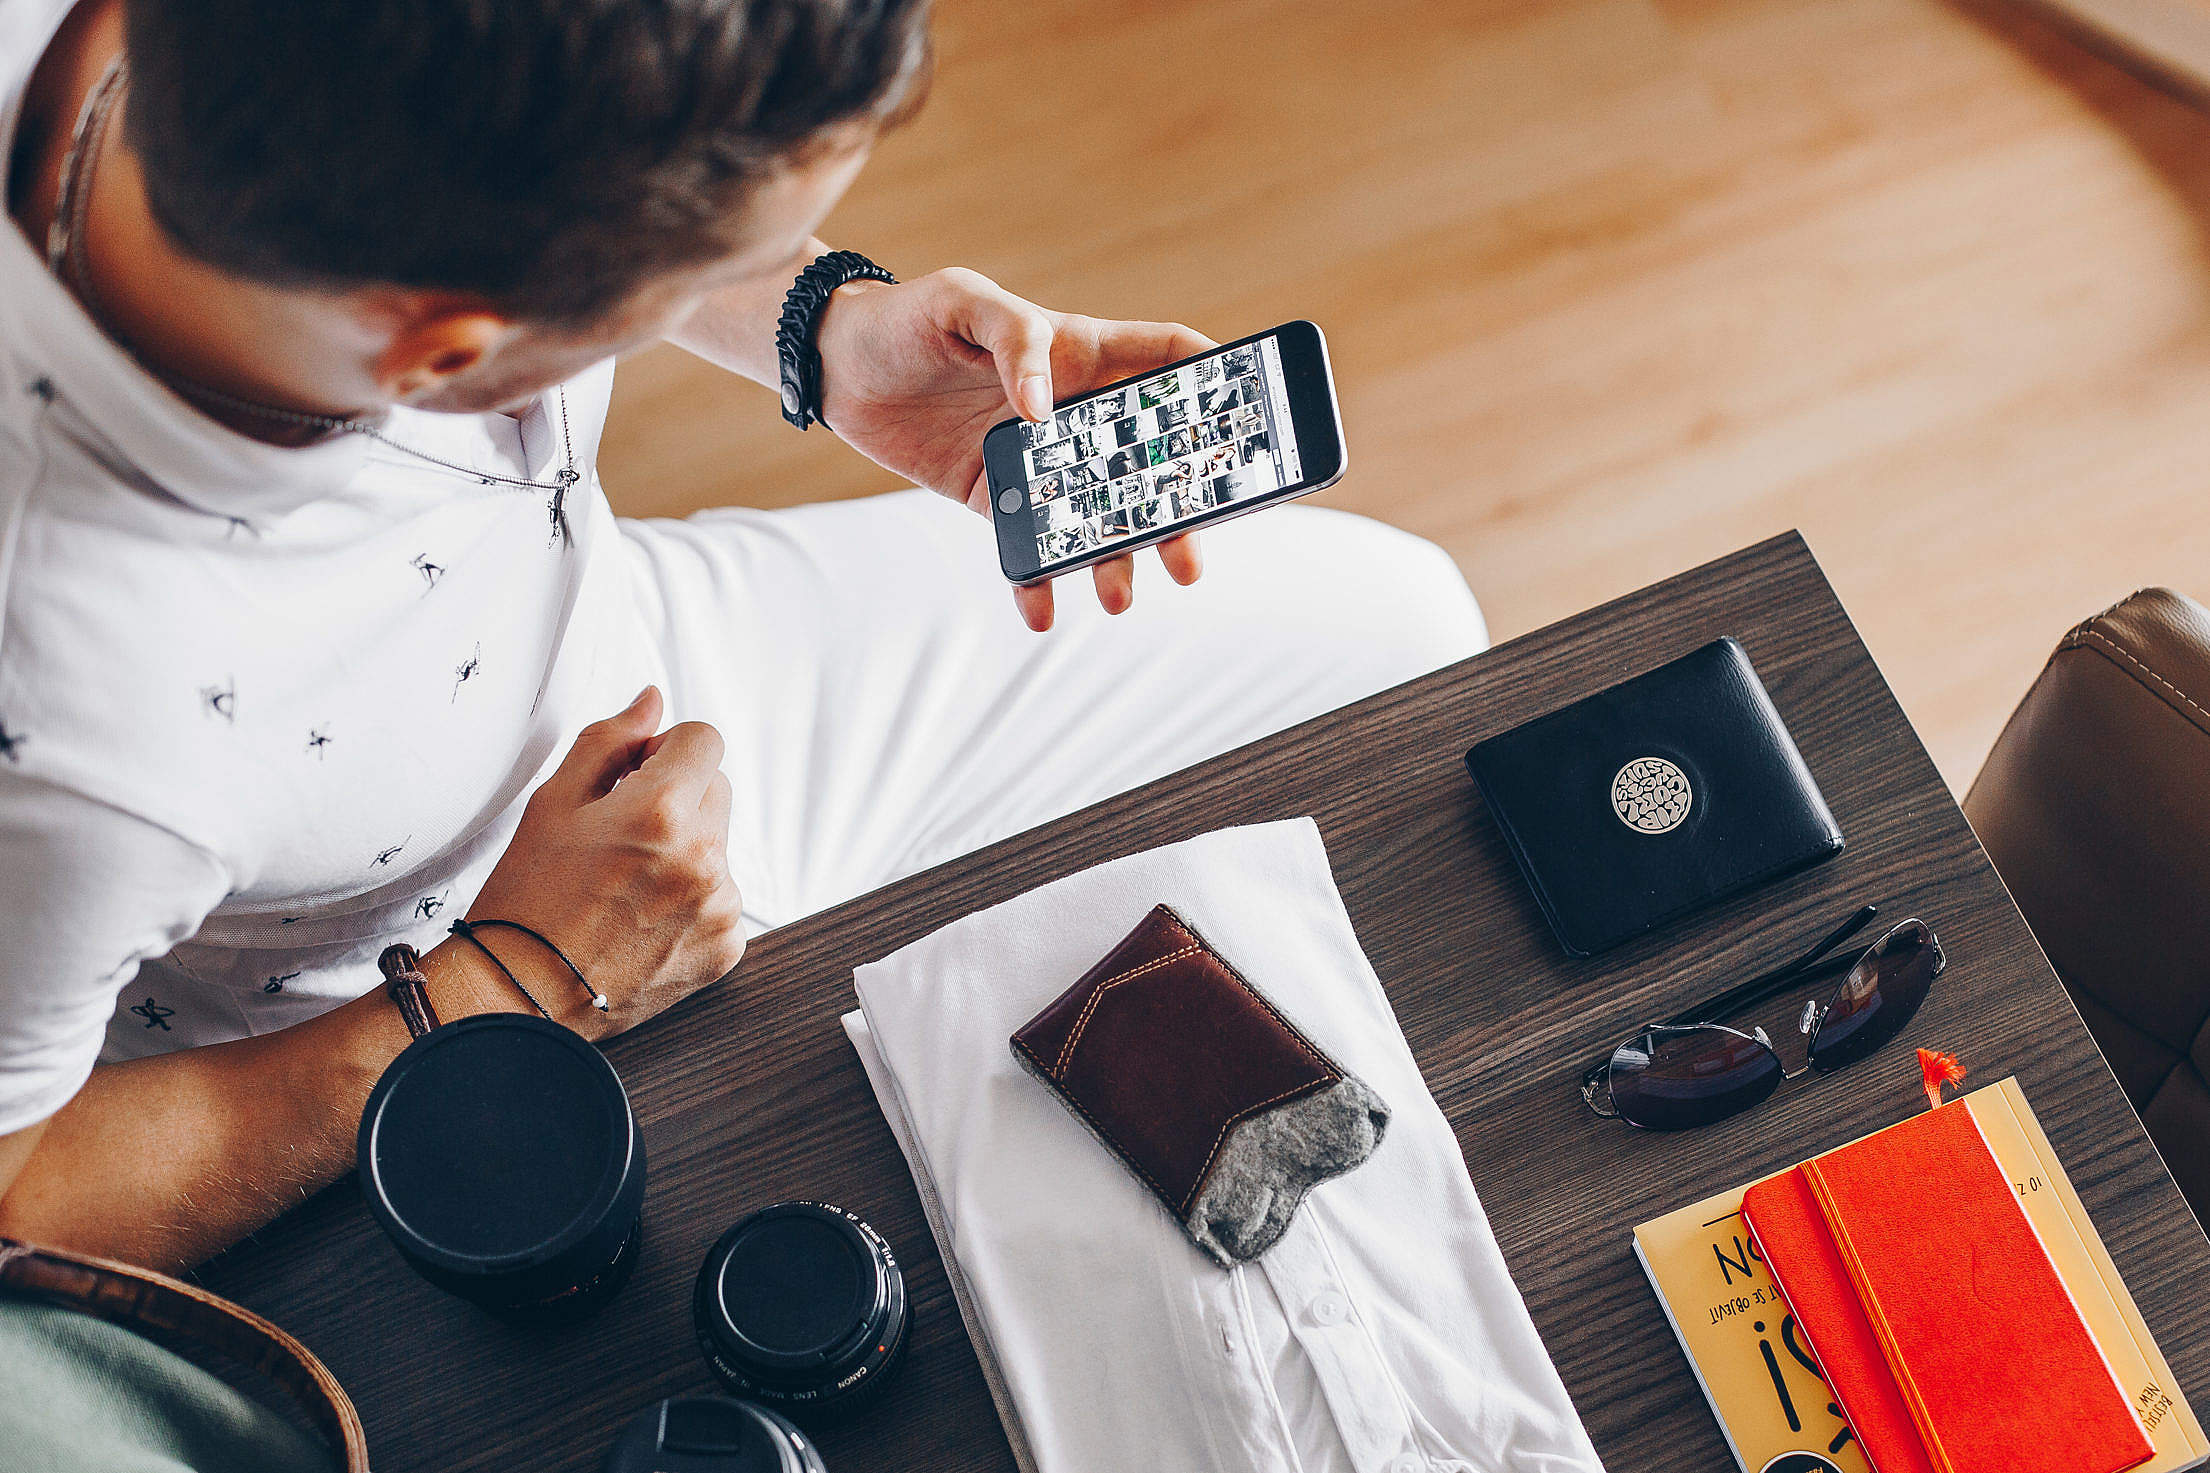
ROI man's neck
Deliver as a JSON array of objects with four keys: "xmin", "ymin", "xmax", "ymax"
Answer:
[{"xmin": 8, "ymin": 3, "xmax": 385, "ymax": 446}]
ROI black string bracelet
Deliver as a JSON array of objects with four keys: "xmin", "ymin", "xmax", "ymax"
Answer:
[
  {"xmin": 448, "ymin": 918, "xmax": 609, "ymax": 1018},
  {"xmin": 440, "ymin": 923, "xmax": 552, "ymax": 1020}
]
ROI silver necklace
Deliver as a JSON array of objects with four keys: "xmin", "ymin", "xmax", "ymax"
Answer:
[{"xmin": 46, "ymin": 55, "xmax": 581, "ymax": 539}]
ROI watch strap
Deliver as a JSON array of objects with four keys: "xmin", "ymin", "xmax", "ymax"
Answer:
[{"xmin": 377, "ymin": 943, "xmax": 440, "ymax": 1039}]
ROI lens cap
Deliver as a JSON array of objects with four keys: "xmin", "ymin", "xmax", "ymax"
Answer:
[
  {"xmin": 358, "ymin": 1013, "xmax": 646, "ymax": 1317},
  {"xmin": 601, "ymin": 1397, "xmax": 825, "ymax": 1473},
  {"xmin": 693, "ymin": 1201, "xmax": 908, "ymax": 1416}
]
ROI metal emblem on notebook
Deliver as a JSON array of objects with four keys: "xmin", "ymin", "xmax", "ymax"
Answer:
[{"xmin": 1611, "ymin": 757, "xmax": 1692, "ymax": 834}]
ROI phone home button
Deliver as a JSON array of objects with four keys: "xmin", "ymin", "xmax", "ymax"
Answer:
[{"xmin": 996, "ymin": 488, "xmax": 1023, "ymax": 514}]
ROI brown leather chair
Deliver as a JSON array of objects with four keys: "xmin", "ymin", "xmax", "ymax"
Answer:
[{"xmin": 1965, "ymin": 588, "xmax": 2210, "ymax": 1222}]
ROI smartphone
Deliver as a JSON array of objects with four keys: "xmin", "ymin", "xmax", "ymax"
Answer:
[{"xmin": 984, "ymin": 319, "xmax": 1346, "ymax": 585}]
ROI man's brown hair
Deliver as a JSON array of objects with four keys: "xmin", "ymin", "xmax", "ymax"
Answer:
[{"xmin": 122, "ymin": 0, "xmax": 931, "ymax": 324}]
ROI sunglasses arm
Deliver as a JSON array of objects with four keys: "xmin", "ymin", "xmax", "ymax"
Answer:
[
  {"xmin": 1658, "ymin": 946, "xmax": 1862, "ymax": 1032},
  {"xmin": 1655, "ymin": 904, "xmax": 1877, "ymax": 1030},
  {"xmin": 1577, "ymin": 905, "xmax": 1880, "ymax": 1086}
]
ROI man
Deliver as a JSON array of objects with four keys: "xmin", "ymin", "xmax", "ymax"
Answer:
[{"xmin": 0, "ymin": 0, "xmax": 1486, "ymax": 1271}]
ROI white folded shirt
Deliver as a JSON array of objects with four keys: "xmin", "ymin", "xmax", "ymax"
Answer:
[{"xmin": 843, "ymin": 817, "xmax": 1604, "ymax": 1473}]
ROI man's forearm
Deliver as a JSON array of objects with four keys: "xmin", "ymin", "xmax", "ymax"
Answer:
[
  {"xmin": 663, "ymin": 235, "xmax": 831, "ymax": 383},
  {"xmin": 0, "ymin": 944, "xmax": 525, "ymax": 1271}
]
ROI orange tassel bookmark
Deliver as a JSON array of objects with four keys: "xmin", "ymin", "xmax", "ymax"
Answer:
[{"xmin": 1918, "ymin": 1047, "xmax": 1967, "ymax": 1111}]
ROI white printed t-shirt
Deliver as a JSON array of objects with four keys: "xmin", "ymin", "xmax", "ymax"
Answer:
[{"xmin": 0, "ymin": 0, "xmax": 659, "ymax": 1130}]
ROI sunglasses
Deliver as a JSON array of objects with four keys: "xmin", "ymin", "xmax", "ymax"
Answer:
[{"xmin": 1579, "ymin": 906, "xmax": 1945, "ymax": 1130}]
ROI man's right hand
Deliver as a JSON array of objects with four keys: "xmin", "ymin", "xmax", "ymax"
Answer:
[
  {"xmin": 461, "ymin": 686, "xmax": 745, "ymax": 1039},
  {"xmin": 0, "ymin": 686, "xmax": 745, "ymax": 1270}
]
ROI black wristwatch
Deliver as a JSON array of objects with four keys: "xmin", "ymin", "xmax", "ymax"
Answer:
[{"xmin": 775, "ymin": 250, "xmax": 897, "ymax": 431}]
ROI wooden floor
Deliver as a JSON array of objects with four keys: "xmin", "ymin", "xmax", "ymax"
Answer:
[{"xmin": 600, "ymin": 0, "xmax": 2210, "ymax": 792}]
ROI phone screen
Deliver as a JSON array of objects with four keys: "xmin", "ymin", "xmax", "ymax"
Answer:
[{"xmin": 1008, "ymin": 332, "xmax": 1308, "ymax": 571}]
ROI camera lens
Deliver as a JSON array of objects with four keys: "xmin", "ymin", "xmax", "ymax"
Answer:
[
  {"xmin": 692, "ymin": 1202, "xmax": 909, "ymax": 1417},
  {"xmin": 601, "ymin": 1396, "xmax": 826, "ymax": 1473},
  {"xmin": 358, "ymin": 1014, "xmax": 646, "ymax": 1324}
]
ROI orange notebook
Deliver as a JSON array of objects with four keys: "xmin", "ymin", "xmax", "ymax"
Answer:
[{"xmin": 1741, "ymin": 1102, "xmax": 2153, "ymax": 1473}]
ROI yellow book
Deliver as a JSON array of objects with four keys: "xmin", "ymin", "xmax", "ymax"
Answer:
[{"xmin": 1631, "ymin": 1077, "xmax": 2205, "ymax": 1473}]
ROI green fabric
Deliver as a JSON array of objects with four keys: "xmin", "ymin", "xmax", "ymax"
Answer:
[{"xmin": 0, "ymin": 1302, "xmax": 340, "ymax": 1473}]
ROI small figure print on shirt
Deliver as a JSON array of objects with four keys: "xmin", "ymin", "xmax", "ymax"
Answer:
[
  {"xmin": 0, "ymin": 719, "xmax": 23, "ymax": 763},
  {"xmin": 452, "ymin": 643, "xmax": 481, "ymax": 702},
  {"xmin": 306, "ymin": 726, "xmax": 332, "ymax": 759},
  {"xmin": 200, "ymin": 678, "xmax": 237, "ymax": 723},
  {"xmin": 130, "ymin": 997, "xmax": 174, "ymax": 1031},
  {"xmin": 414, "ymin": 890, "xmax": 448, "ymax": 922},
  {"xmin": 265, "ymin": 971, "xmax": 300, "ymax": 994},
  {"xmin": 372, "ymin": 836, "xmax": 410, "ymax": 868},
  {"xmin": 412, "ymin": 553, "xmax": 444, "ymax": 592}
]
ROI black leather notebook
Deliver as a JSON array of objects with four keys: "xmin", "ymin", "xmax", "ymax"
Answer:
[{"xmin": 1464, "ymin": 637, "xmax": 1843, "ymax": 956}]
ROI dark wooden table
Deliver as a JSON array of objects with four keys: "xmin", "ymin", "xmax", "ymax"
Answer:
[{"xmin": 203, "ymin": 532, "xmax": 2210, "ymax": 1471}]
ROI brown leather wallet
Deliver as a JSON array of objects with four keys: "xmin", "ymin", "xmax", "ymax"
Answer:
[{"xmin": 1011, "ymin": 904, "xmax": 1389, "ymax": 1266}]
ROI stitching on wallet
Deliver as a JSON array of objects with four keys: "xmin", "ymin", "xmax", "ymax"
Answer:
[
  {"xmin": 1176, "ymin": 1075, "xmax": 1334, "ymax": 1217},
  {"xmin": 1148, "ymin": 908, "xmax": 1344, "ymax": 1214},
  {"xmin": 1155, "ymin": 908, "xmax": 1335, "ymax": 1077},
  {"xmin": 1052, "ymin": 943, "xmax": 1202, "ymax": 1078}
]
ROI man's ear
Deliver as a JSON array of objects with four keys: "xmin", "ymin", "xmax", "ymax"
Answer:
[{"xmin": 372, "ymin": 306, "xmax": 517, "ymax": 403}]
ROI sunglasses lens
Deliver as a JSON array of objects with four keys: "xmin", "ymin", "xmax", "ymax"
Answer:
[
  {"xmin": 1606, "ymin": 1026, "xmax": 1784, "ymax": 1131},
  {"xmin": 1808, "ymin": 920, "xmax": 1941, "ymax": 1071}
]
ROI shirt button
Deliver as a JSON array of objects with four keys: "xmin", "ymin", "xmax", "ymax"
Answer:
[{"xmin": 1310, "ymin": 1290, "xmax": 1350, "ymax": 1327}]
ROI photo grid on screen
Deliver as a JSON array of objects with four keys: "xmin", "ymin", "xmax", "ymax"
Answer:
[{"xmin": 1014, "ymin": 336, "xmax": 1305, "ymax": 566}]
